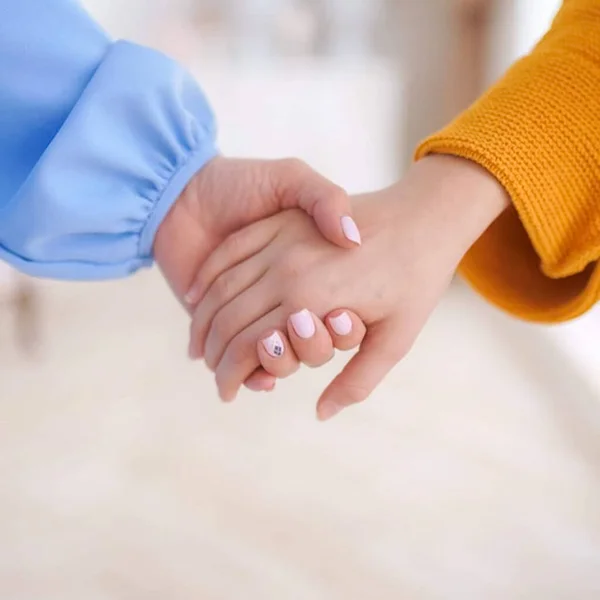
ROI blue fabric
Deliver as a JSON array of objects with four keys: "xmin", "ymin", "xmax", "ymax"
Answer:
[{"xmin": 0, "ymin": 1, "xmax": 217, "ymax": 280}]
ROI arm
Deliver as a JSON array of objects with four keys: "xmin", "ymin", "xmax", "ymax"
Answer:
[
  {"xmin": 0, "ymin": 0, "xmax": 217, "ymax": 280},
  {"xmin": 416, "ymin": 0, "xmax": 600, "ymax": 322}
]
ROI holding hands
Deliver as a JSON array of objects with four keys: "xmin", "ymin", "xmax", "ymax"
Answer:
[{"xmin": 185, "ymin": 155, "xmax": 510, "ymax": 420}]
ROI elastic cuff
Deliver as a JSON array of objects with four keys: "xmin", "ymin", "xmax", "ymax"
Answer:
[{"xmin": 138, "ymin": 144, "xmax": 219, "ymax": 259}]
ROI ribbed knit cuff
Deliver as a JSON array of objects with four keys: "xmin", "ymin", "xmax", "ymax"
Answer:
[{"xmin": 415, "ymin": 0, "xmax": 600, "ymax": 322}]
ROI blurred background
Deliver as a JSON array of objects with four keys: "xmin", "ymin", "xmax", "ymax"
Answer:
[{"xmin": 2, "ymin": 0, "xmax": 600, "ymax": 598}]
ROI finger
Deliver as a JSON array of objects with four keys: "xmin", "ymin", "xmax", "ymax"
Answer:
[
  {"xmin": 184, "ymin": 217, "xmax": 279, "ymax": 306},
  {"xmin": 215, "ymin": 306, "xmax": 289, "ymax": 402},
  {"xmin": 257, "ymin": 330, "xmax": 300, "ymax": 379},
  {"xmin": 244, "ymin": 368, "xmax": 277, "ymax": 392},
  {"xmin": 203, "ymin": 277, "xmax": 278, "ymax": 371},
  {"xmin": 325, "ymin": 309, "xmax": 366, "ymax": 351},
  {"xmin": 273, "ymin": 158, "xmax": 361, "ymax": 249},
  {"xmin": 188, "ymin": 254, "xmax": 267, "ymax": 360},
  {"xmin": 286, "ymin": 309, "xmax": 334, "ymax": 367},
  {"xmin": 316, "ymin": 322, "xmax": 405, "ymax": 421}
]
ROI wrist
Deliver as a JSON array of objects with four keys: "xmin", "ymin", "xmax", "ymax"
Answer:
[
  {"xmin": 351, "ymin": 154, "xmax": 510, "ymax": 271},
  {"xmin": 411, "ymin": 154, "xmax": 509, "ymax": 246},
  {"xmin": 154, "ymin": 173, "xmax": 211, "ymax": 301},
  {"xmin": 394, "ymin": 154, "xmax": 509, "ymax": 259}
]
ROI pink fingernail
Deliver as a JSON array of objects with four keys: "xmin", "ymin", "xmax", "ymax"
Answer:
[
  {"xmin": 341, "ymin": 216, "xmax": 361, "ymax": 245},
  {"xmin": 290, "ymin": 309, "xmax": 316, "ymax": 339},
  {"xmin": 261, "ymin": 332, "xmax": 285, "ymax": 358},
  {"xmin": 329, "ymin": 312, "xmax": 352, "ymax": 336}
]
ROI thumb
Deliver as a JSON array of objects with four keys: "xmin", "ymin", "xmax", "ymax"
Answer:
[
  {"xmin": 316, "ymin": 322, "xmax": 406, "ymax": 421},
  {"xmin": 272, "ymin": 159, "xmax": 361, "ymax": 249}
]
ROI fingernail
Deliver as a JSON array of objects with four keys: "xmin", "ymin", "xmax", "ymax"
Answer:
[
  {"xmin": 184, "ymin": 292, "xmax": 195, "ymax": 306},
  {"xmin": 184, "ymin": 285, "xmax": 200, "ymax": 306},
  {"xmin": 318, "ymin": 400, "xmax": 343, "ymax": 421},
  {"xmin": 329, "ymin": 312, "xmax": 352, "ymax": 336},
  {"xmin": 261, "ymin": 332, "xmax": 285, "ymax": 358},
  {"xmin": 341, "ymin": 216, "xmax": 361, "ymax": 245},
  {"xmin": 290, "ymin": 309, "xmax": 316, "ymax": 339}
]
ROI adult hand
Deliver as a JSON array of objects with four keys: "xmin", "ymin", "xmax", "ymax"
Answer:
[
  {"xmin": 186, "ymin": 155, "xmax": 510, "ymax": 415},
  {"xmin": 153, "ymin": 156, "xmax": 361, "ymax": 390}
]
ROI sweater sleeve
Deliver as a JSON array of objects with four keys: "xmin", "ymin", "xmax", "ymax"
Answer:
[
  {"xmin": 416, "ymin": 0, "xmax": 600, "ymax": 323},
  {"xmin": 0, "ymin": 1, "xmax": 217, "ymax": 280}
]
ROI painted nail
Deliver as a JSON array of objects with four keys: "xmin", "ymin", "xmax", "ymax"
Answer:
[
  {"xmin": 317, "ymin": 400, "xmax": 343, "ymax": 421},
  {"xmin": 329, "ymin": 312, "xmax": 353, "ymax": 336},
  {"xmin": 341, "ymin": 216, "xmax": 361, "ymax": 245},
  {"xmin": 290, "ymin": 309, "xmax": 316, "ymax": 339},
  {"xmin": 261, "ymin": 332, "xmax": 285, "ymax": 358}
]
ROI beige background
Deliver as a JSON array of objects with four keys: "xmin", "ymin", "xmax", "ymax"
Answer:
[
  {"xmin": 2, "ymin": 273, "xmax": 600, "ymax": 599},
  {"xmin": 2, "ymin": 1, "xmax": 600, "ymax": 598}
]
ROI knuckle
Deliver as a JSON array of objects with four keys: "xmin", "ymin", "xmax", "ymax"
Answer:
[
  {"xmin": 285, "ymin": 286, "xmax": 326, "ymax": 316},
  {"xmin": 205, "ymin": 316, "xmax": 231, "ymax": 369},
  {"xmin": 305, "ymin": 349, "xmax": 334, "ymax": 369},
  {"xmin": 223, "ymin": 230, "xmax": 243, "ymax": 257},
  {"xmin": 212, "ymin": 272, "xmax": 232, "ymax": 302},
  {"xmin": 331, "ymin": 380, "xmax": 369, "ymax": 407},
  {"xmin": 280, "ymin": 157, "xmax": 308, "ymax": 175},
  {"xmin": 227, "ymin": 336, "xmax": 253, "ymax": 368},
  {"xmin": 211, "ymin": 311, "xmax": 231, "ymax": 343},
  {"xmin": 282, "ymin": 288, "xmax": 310, "ymax": 315},
  {"xmin": 279, "ymin": 257, "xmax": 301, "ymax": 281},
  {"xmin": 327, "ymin": 184, "xmax": 348, "ymax": 205},
  {"xmin": 277, "ymin": 247, "xmax": 311, "ymax": 282},
  {"xmin": 303, "ymin": 334, "xmax": 333, "ymax": 361}
]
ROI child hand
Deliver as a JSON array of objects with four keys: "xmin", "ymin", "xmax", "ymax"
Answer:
[{"xmin": 187, "ymin": 156, "xmax": 509, "ymax": 418}]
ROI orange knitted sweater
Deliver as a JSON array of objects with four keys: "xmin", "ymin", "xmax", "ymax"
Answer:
[{"xmin": 416, "ymin": 0, "xmax": 600, "ymax": 323}]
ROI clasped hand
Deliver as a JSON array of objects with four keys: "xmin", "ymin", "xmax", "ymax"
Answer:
[{"xmin": 157, "ymin": 155, "xmax": 508, "ymax": 420}]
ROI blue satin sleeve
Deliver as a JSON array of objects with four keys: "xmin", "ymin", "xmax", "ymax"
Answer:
[{"xmin": 0, "ymin": 1, "xmax": 217, "ymax": 279}]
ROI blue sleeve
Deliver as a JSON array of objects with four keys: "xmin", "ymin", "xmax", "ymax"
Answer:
[{"xmin": 0, "ymin": 0, "xmax": 218, "ymax": 280}]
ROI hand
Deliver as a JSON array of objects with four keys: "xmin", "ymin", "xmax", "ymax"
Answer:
[
  {"xmin": 153, "ymin": 156, "xmax": 361, "ymax": 389},
  {"xmin": 187, "ymin": 155, "xmax": 510, "ymax": 418}
]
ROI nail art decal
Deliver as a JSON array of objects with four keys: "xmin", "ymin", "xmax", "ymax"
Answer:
[{"xmin": 262, "ymin": 332, "xmax": 284, "ymax": 358}]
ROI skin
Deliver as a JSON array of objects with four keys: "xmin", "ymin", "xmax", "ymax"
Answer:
[
  {"xmin": 187, "ymin": 155, "xmax": 511, "ymax": 420},
  {"xmin": 153, "ymin": 155, "xmax": 361, "ymax": 391}
]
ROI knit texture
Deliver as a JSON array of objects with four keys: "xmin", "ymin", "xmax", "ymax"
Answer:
[{"xmin": 416, "ymin": 0, "xmax": 600, "ymax": 323}]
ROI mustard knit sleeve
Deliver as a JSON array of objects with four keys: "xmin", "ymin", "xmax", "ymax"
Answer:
[{"xmin": 416, "ymin": 0, "xmax": 600, "ymax": 323}]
